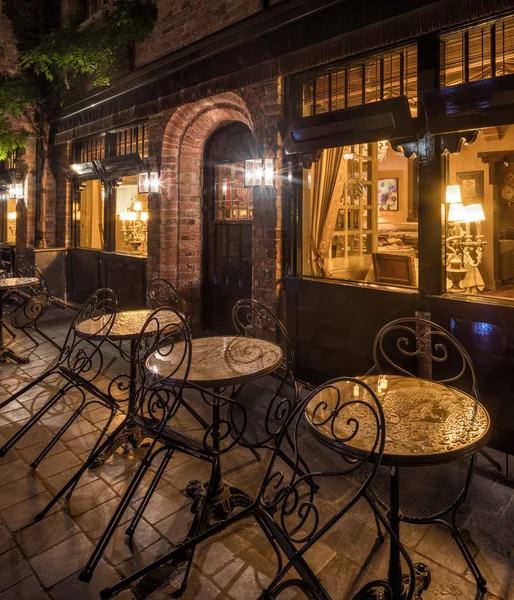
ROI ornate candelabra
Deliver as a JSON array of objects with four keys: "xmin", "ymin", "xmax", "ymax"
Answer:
[
  {"xmin": 446, "ymin": 196, "xmax": 487, "ymax": 292},
  {"xmin": 120, "ymin": 200, "xmax": 148, "ymax": 252}
]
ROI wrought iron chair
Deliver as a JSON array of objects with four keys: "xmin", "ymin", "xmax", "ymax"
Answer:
[
  {"xmin": 34, "ymin": 307, "xmax": 201, "ymax": 584},
  {"xmin": 10, "ymin": 290, "xmax": 61, "ymax": 349},
  {"xmin": 370, "ymin": 317, "xmax": 489, "ymax": 587},
  {"xmin": 1, "ymin": 256, "xmax": 56, "ymax": 346},
  {"xmin": 231, "ymin": 299, "xmax": 303, "ymax": 465},
  {"xmin": 147, "ymin": 276, "xmax": 208, "ymax": 429},
  {"xmin": 0, "ymin": 288, "xmax": 118, "ymax": 466},
  {"xmin": 99, "ymin": 377, "xmax": 417, "ymax": 600},
  {"xmin": 148, "ymin": 277, "xmax": 192, "ymax": 327}
]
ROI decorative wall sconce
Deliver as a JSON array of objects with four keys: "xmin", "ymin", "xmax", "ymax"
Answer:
[
  {"xmin": 446, "ymin": 184, "xmax": 487, "ymax": 292},
  {"xmin": 9, "ymin": 183, "xmax": 23, "ymax": 199},
  {"xmin": 138, "ymin": 172, "xmax": 159, "ymax": 194},
  {"xmin": 7, "ymin": 212, "xmax": 16, "ymax": 236},
  {"xmin": 245, "ymin": 158, "xmax": 274, "ymax": 188},
  {"xmin": 119, "ymin": 199, "xmax": 148, "ymax": 252},
  {"xmin": 0, "ymin": 187, "xmax": 9, "ymax": 202}
]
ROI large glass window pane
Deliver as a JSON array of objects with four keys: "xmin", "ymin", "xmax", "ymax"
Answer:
[
  {"xmin": 445, "ymin": 125, "xmax": 514, "ymax": 301},
  {"xmin": 116, "ymin": 175, "xmax": 148, "ymax": 255},
  {"xmin": 302, "ymin": 141, "xmax": 418, "ymax": 288},
  {"xmin": 78, "ymin": 180, "xmax": 104, "ymax": 249}
]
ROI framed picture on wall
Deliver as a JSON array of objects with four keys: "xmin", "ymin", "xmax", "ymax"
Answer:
[
  {"xmin": 456, "ymin": 171, "xmax": 484, "ymax": 204},
  {"xmin": 378, "ymin": 177, "xmax": 399, "ymax": 211}
]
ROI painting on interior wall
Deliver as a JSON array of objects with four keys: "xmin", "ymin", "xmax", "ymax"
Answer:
[
  {"xmin": 378, "ymin": 177, "xmax": 399, "ymax": 211},
  {"xmin": 456, "ymin": 171, "xmax": 484, "ymax": 204}
]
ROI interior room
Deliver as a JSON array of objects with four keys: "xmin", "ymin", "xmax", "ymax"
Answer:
[
  {"xmin": 302, "ymin": 140, "xmax": 419, "ymax": 288},
  {"xmin": 447, "ymin": 125, "xmax": 514, "ymax": 300}
]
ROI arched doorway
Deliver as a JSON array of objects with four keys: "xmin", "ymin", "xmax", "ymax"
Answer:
[{"xmin": 202, "ymin": 122, "xmax": 255, "ymax": 333}]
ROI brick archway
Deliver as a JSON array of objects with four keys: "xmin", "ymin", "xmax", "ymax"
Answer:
[{"xmin": 150, "ymin": 92, "xmax": 254, "ymax": 321}]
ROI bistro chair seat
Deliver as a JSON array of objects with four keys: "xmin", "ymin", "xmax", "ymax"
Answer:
[
  {"xmin": 370, "ymin": 316, "xmax": 489, "ymax": 587},
  {"xmin": 0, "ymin": 289, "xmax": 119, "ymax": 472},
  {"xmin": 98, "ymin": 376, "xmax": 417, "ymax": 600}
]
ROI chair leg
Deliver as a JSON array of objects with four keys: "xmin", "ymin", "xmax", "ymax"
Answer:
[
  {"xmin": 0, "ymin": 369, "xmax": 54, "ymax": 411},
  {"xmin": 126, "ymin": 447, "xmax": 174, "ymax": 537},
  {"xmin": 181, "ymin": 398, "xmax": 209, "ymax": 429},
  {"xmin": 2, "ymin": 323, "xmax": 15, "ymax": 339},
  {"xmin": 78, "ymin": 444, "xmax": 161, "ymax": 583},
  {"xmin": 21, "ymin": 329, "xmax": 40, "ymax": 348},
  {"xmin": 480, "ymin": 449, "xmax": 502, "ymax": 472},
  {"xmin": 0, "ymin": 382, "xmax": 71, "ymax": 457},
  {"xmin": 434, "ymin": 511, "xmax": 487, "ymax": 588},
  {"xmin": 100, "ymin": 470, "xmax": 254, "ymax": 600},
  {"xmin": 34, "ymin": 418, "xmax": 130, "ymax": 522},
  {"xmin": 65, "ymin": 405, "xmax": 118, "ymax": 502},
  {"xmin": 30, "ymin": 390, "xmax": 86, "ymax": 469},
  {"xmin": 33, "ymin": 325, "xmax": 62, "ymax": 350}
]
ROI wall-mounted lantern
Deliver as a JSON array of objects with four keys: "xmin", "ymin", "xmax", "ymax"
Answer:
[
  {"xmin": 245, "ymin": 158, "xmax": 275, "ymax": 188},
  {"xmin": 138, "ymin": 171, "xmax": 159, "ymax": 194},
  {"xmin": 9, "ymin": 183, "xmax": 24, "ymax": 199}
]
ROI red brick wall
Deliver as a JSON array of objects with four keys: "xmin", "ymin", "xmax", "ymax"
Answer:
[
  {"xmin": 153, "ymin": 84, "xmax": 284, "ymax": 323},
  {"xmin": 135, "ymin": 0, "xmax": 288, "ymax": 67},
  {"xmin": 0, "ymin": 3, "xmax": 18, "ymax": 73}
]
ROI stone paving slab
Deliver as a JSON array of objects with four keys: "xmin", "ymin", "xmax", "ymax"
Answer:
[{"xmin": 0, "ymin": 309, "xmax": 511, "ymax": 599}]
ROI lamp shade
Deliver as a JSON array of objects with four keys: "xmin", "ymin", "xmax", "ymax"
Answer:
[
  {"xmin": 446, "ymin": 185, "xmax": 462, "ymax": 204},
  {"xmin": 448, "ymin": 202, "xmax": 467, "ymax": 222},
  {"xmin": 465, "ymin": 203, "xmax": 486, "ymax": 222}
]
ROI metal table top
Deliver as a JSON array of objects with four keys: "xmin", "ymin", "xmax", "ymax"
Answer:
[
  {"xmin": 0, "ymin": 277, "xmax": 40, "ymax": 290},
  {"xmin": 146, "ymin": 335, "xmax": 283, "ymax": 388},
  {"xmin": 305, "ymin": 374, "xmax": 490, "ymax": 467},
  {"xmin": 76, "ymin": 309, "xmax": 181, "ymax": 341}
]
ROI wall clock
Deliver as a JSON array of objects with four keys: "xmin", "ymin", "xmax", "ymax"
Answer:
[{"xmin": 500, "ymin": 173, "xmax": 514, "ymax": 206}]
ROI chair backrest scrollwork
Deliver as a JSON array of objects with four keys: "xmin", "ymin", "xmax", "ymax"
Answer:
[
  {"xmin": 58, "ymin": 288, "xmax": 117, "ymax": 381},
  {"xmin": 15, "ymin": 256, "xmax": 49, "ymax": 295},
  {"xmin": 131, "ymin": 307, "xmax": 192, "ymax": 430},
  {"xmin": 11, "ymin": 291, "xmax": 51, "ymax": 330},
  {"xmin": 232, "ymin": 299, "xmax": 293, "ymax": 368},
  {"xmin": 147, "ymin": 278, "xmax": 191, "ymax": 326},
  {"xmin": 231, "ymin": 299, "xmax": 297, "ymax": 449},
  {"xmin": 372, "ymin": 317, "xmax": 478, "ymax": 398},
  {"xmin": 256, "ymin": 377, "xmax": 416, "ymax": 599}
]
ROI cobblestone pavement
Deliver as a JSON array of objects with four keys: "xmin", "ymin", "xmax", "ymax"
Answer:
[{"xmin": 0, "ymin": 307, "xmax": 513, "ymax": 599}]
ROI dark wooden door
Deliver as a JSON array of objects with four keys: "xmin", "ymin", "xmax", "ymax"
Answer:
[{"xmin": 202, "ymin": 123, "xmax": 255, "ymax": 333}]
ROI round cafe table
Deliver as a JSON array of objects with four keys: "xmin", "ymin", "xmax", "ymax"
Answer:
[
  {"xmin": 0, "ymin": 277, "xmax": 40, "ymax": 364},
  {"xmin": 98, "ymin": 335, "xmax": 283, "ymax": 600},
  {"xmin": 76, "ymin": 309, "xmax": 182, "ymax": 466},
  {"xmin": 305, "ymin": 374, "xmax": 490, "ymax": 600},
  {"xmin": 146, "ymin": 334, "xmax": 283, "ymax": 511}
]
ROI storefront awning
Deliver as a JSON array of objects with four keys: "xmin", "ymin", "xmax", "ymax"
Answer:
[
  {"xmin": 67, "ymin": 154, "xmax": 144, "ymax": 182},
  {"xmin": 278, "ymin": 97, "xmax": 414, "ymax": 155},
  {"xmin": 94, "ymin": 154, "xmax": 144, "ymax": 181},
  {"xmin": 424, "ymin": 73, "xmax": 514, "ymax": 135}
]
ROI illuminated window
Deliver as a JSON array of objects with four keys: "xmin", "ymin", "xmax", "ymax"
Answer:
[
  {"xmin": 300, "ymin": 45, "xmax": 418, "ymax": 118},
  {"xmin": 116, "ymin": 124, "xmax": 149, "ymax": 159},
  {"xmin": 77, "ymin": 135, "xmax": 106, "ymax": 163},
  {"xmin": 78, "ymin": 180, "xmax": 104, "ymax": 249},
  {"xmin": 115, "ymin": 175, "xmax": 148, "ymax": 255},
  {"xmin": 214, "ymin": 162, "xmax": 253, "ymax": 221},
  {"xmin": 302, "ymin": 141, "xmax": 418, "ymax": 288},
  {"xmin": 441, "ymin": 15, "xmax": 514, "ymax": 87}
]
